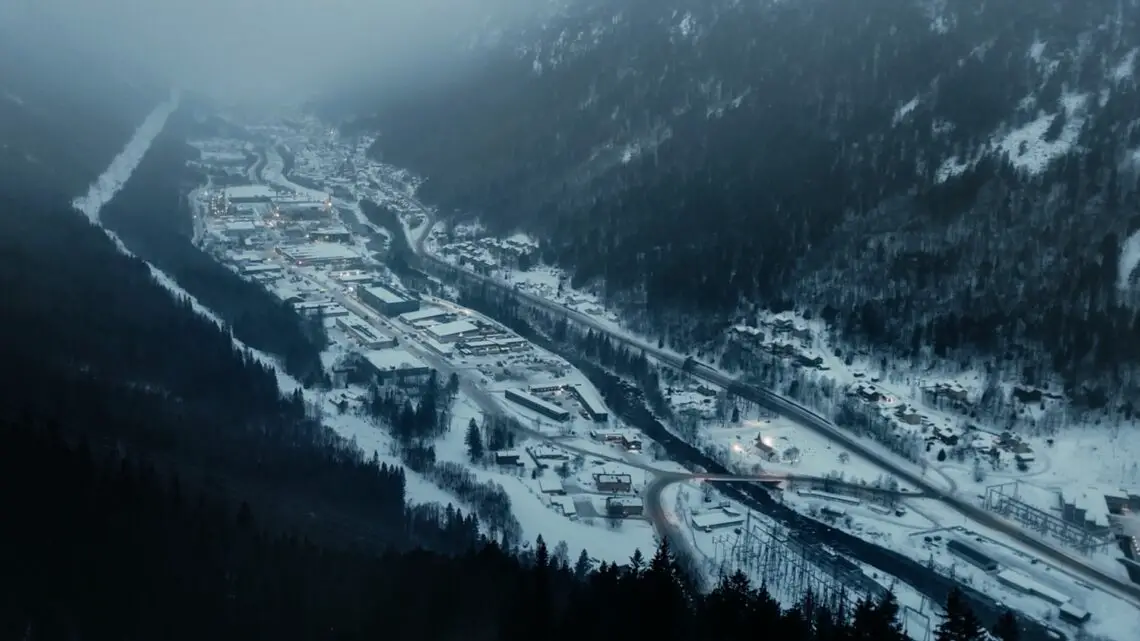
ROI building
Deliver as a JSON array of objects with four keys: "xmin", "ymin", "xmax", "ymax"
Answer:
[
  {"xmin": 399, "ymin": 307, "xmax": 452, "ymax": 324},
  {"xmin": 224, "ymin": 184, "xmax": 275, "ymax": 204},
  {"xmin": 594, "ymin": 473, "xmax": 633, "ymax": 493},
  {"xmin": 361, "ymin": 348, "xmax": 432, "ymax": 384},
  {"xmin": 336, "ymin": 314, "xmax": 397, "ymax": 349},
  {"xmin": 589, "ymin": 430, "xmax": 642, "ymax": 452},
  {"xmin": 605, "ymin": 497, "xmax": 644, "ymax": 517},
  {"xmin": 277, "ymin": 243, "xmax": 365, "ymax": 268},
  {"xmin": 494, "ymin": 451, "xmax": 522, "ymax": 466},
  {"xmin": 1058, "ymin": 603, "xmax": 1091, "ymax": 626},
  {"xmin": 994, "ymin": 570, "xmax": 1070, "ymax": 606},
  {"xmin": 356, "ymin": 284, "xmax": 419, "ymax": 316},
  {"xmin": 755, "ymin": 435, "xmax": 778, "ymax": 461},
  {"xmin": 219, "ymin": 219, "xmax": 259, "ymax": 240},
  {"xmin": 568, "ymin": 384, "xmax": 608, "ymax": 422},
  {"xmin": 293, "ymin": 300, "xmax": 349, "ymax": 318},
  {"xmin": 309, "ymin": 226, "xmax": 354, "ymax": 243},
  {"xmin": 425, "ymin": 319, "xmax": 481, "ymax": 343},
  {"xmin": 1061, "ymin": 488, "xmax": 1113, "ymax": 532},
  {"xmin": 538, "ymin": 476, "xmax": 566, "ymax": 495},
  {"xmin": 946, "ymin": 539, "xmax": 998, "ymax": 572},
  {"xmin": 504, "ymin": 388, "xmax": 570, "ymax": 422},
  {"xmin": 691, "ymin": 508, "xmax": 746, "ymax": 532}
]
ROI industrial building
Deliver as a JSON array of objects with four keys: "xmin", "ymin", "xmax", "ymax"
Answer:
[
  {"xmin": 361, "ymin": 348, "xmax": 432, "ymax": 384},
  {"xmin": 425, "ymin": 319, "xmax": 481, "ymax": 343},
  {"xmin": 594, "ymin": 473, "xmax": 633, "ymax": 493},
  {"xmin": 993, "ymin": 569, "xmax": 1070, "ymax": 606},
  {"xmin": 1058, "ymin": 603, "xmax": 1091, "ymax": 626},
  {"xmin": 568, "ymin": 384, "xmax": 608, "ymax": 422},
  {"xmin": 277, "ymin": 243, "xmax": 365, "ymax": 268},
  {"xmin": 224, "ymin": 184, "xmax": 275, "ymax": 204},
  {"xmin": 309, "ymin": 226, "xmax": 354, "ymax": 243},
  {"xmin": 356, "ymin": 284, "xmax": 419, "ymax": 316},
  {"xmin": 946, "ymin": 539, "xmax": 998, "ymax": 572},
  {"xmin": 336, "ymin": 314, "xmax": 397, "ymax": 349},
  {"xmin": 691, "ymin": 508, "xmax": 746, "ymax": 532},
  {"xmin": 399, "ymin": 307, "xmax": 452, "ymax": 324},
  {"xmin": 605, "ymin": 497, "xmax": 644, "ymax": 517},
  {"xmin": 528, "ymin": 383, "xmax": 608, "ymax": 422},
  {"xmin": 504, "ymin": 388, "xmax": 570, "ymax": 422}
]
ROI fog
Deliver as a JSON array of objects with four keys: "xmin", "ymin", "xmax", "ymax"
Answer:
[{"xmin": 4, "ymin": 0, "xmax": 550, "ymax": 105}]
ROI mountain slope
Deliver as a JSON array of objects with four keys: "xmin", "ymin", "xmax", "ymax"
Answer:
[{"xmin": 344, "ymin": 0, "xmax": 1140, "ymax": 406}]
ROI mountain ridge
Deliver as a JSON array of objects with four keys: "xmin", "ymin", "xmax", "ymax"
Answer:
[{"xmin": 337, "ymin": 0, "xmax": 1140, "ymax": 409}]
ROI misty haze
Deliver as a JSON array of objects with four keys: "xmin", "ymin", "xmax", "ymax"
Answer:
[{"xmin": 2, "ymin": 1, "xmax": 1140, "ymax": 641}]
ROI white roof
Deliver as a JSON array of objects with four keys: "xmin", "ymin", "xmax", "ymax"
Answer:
[
  {"xmin": 279, "ymin": 243, "xmax": 362, "ymax": 262},
  {"xmin": 362, "ymin": 284, "xmax": 406, "ymax": 304},
  {"xmin": 504, "ymin": 388, "xmax": 567, "ymax": 416},
  {"xmin": 595, "ymin": 473, "xmax": 632, "ymax": 484},
  {"xmin": 691, "ymin": 509, "xmax": 746, "ymax": 529},
  {"xmin": 224, "ymin": 184, "xmax": 275, "ymax": 200},
  {"xmin": 607, "ymin": 497, "xmax": 643, "ymax": 507},
  {"xmin": 427, "ymin": 319, "xmax": 478, "ymax": 338},
  {"xmin": 362, "ymin": 348, "xmax": 428, "ymax": 373},
  {"xmin": 995, "ymin": 570, "xmax": 1070, "ymax": 605},
  {"xmin": 538, "ymin": 477, "xmax": 565, "ymax": 493},
  {"xmin": 400, "ymin": 307, "xmax": 450, "ymax": 322},
  {"xmin": 571, "ymin": 384, "xmax": 607, "ymax": 415},
  {"xmin": 223, "ymin": 220, "xmax": 257, "ymax": 231}
]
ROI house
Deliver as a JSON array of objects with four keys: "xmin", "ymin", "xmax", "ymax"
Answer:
[
  {"xmin": 538, "ymin": 476, "xmax": 566, "ymax": 495},
  {"xmin": 605, "ymin": 497, "xmax": 644, "ymax": 517},
  {"xmin": 594, "ymin": 473, "xmax": 633, "ymax": 493},
  {"xmin": 494, "ymin": 451, "xmax": 522, "ymax": 466}
]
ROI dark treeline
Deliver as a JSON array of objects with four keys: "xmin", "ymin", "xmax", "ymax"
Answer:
[
  {"xmin": 360, "ymin": 369, "xmax": 523, "ymax": 541},
  {"xmin": 98, "ymin": 106, "xmax": 330, "ymax": 386},
  {"xmin": 348, "ymin": 0, "xmax": 1140, "ymax": 407},
  {"xmin": 2, "ymin": 419, "xmax": 1021, "ymax": 641}
]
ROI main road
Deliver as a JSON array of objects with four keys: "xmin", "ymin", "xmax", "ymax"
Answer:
[{"xmin": 394, "ymin": 200, "xmax": 1140, "ymax": 606}]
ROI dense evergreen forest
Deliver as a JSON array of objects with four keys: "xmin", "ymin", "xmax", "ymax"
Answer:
[
  {"xmin": 4, "ymin": 420, "xmax": 1026, "ymax": 641},
  {"xmin": 98, "ymin": 107, "xmax": 330, "ymax": 386},
  {"xmin": 337, "ymin": 0, "xmax": 1140, "ymax": 408}
]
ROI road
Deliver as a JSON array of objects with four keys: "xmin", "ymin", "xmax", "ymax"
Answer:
[{"xmin": 382, "ymin": 194, "xmax": 1140, "ymax": 607}]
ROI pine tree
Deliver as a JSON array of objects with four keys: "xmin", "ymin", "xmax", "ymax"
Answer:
[
  {"xmin": 465, "ymin": 418, "xmax": 484, "ymax": 462},
  {"xmin": 574, "ymin": 549, "xmax": 592, "ymax": 580},
  {"xmin": 992, "ymin": 609, "xmax": 1019, "ymax": 641},
  {"xmin": 935, "ymin": 588, "xmax": 985, "ymax": 641}
]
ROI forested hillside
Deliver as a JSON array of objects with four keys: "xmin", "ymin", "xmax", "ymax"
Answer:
[{"xmin": 340, "ymin": 0, "xmax": 1140, "ymax": 407}]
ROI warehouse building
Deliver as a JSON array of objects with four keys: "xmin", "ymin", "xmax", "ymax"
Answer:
[
  {"xmin": 399, "ymin": 307, "xmax": 452, "ymax": 324},
  {"xmin": 993, "ymin": 569, "xmax": 1070, "ymax": 606},
  {"xmin": 309, "ymin": 226, "xmax": 354, "ymax": 243},
  {"xmin": 425, "ymin": 319, "xmax": 481, "ymax": 343},
  {"xmin": 569, "ymin": 384, "xmax": 608, "ymax": 422},
  {"xmin": 691, "ymin": 508, "xmax": 746, "ymax": 532},
  {"xmin": 224, "ymin": 184, "xmax": 275, "ymax": 204},
  {"xmin": 336, "ymin": 314, "xmax": 397, "ymax": 349},
  {"xmin": 277, "ymin": 242, "xmax": 365, "ymax": 268},
  {"xmin": 356, "ymin": 284, "xmax": 419, "ymax": 316},
  {"xmin": 504, "ymin": 388, "xmax": 570, "ymax": 422},
  {"xmin": 361, "ymin": 348, "xmax": 432, "ymax": 384}
]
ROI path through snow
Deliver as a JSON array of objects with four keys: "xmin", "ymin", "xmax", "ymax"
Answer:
[{"xmin": 70, "ymin": 91, "xmax": 304, "ymax": 395}]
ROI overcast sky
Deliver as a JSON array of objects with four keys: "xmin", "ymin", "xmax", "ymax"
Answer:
[{"xmin": 4, "ymin": 0, "xmax": 550, "ymax": 104}]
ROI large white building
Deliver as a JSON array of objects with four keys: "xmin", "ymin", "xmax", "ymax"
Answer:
[
  {"xmin": 425, "ymin": 319, "xmax": 481, "ymax": 343},
  {"xmin": 276, "ymin": 243, "xmax": 364, "ymax": 267}
]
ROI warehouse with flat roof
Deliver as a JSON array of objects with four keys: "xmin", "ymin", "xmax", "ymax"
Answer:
[
  {"xmin": 361, "ymin": 348, "xmax": 432, "ymax": 383},
  {"xmin": 336, "ymin": 314, "xmax": 397, "ymax": 349},
  {"xmin": 504, "ymin": 388, "xmax": 570, "ymax": 421},
  {"xmin": 277, "ymin": 242, "xmax": 364, "ymax": 268},
  {"xmin": 399, "ymin": 307, "xmax": 451, "ymax": 324},
  {"xmin": 426, "ymin": 319, "xmax": 481, "ymax": 343},
  {"xmin": 356, "ymin": 284, "xmax": 419, "ymax": 316}
]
